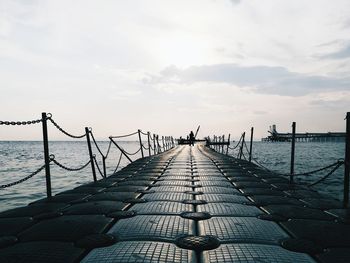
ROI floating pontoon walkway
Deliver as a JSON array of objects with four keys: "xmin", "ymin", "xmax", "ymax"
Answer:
[{"xmin": 0, "ymin": 145, "xmax": 349, "ymax": 262}]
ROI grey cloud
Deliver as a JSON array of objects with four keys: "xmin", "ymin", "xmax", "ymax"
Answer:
[
  {"xmin": 147, "ymin": 63, "xmax": 350, "ymax": 96},
  {"xmin": 230, "ymin": 0, "xmax": 241, "ymax": 4},
  {"xmin": 321, "ymin": 44, "xmax": 350, "ymax": 59}
]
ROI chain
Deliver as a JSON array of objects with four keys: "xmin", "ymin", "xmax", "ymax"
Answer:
[
  {"xmin": 110, "ymin": 131, "xmax": 138, "ymax": 139},
  {"xmin": 0, "ymin": 119, "xmax": 42, "ymax": 126},
  {"xmin": 50, "ymin": 155, "xmax": 90, "ymax": 171},
  {"xmin": 93, "ymin": 156, "xmax": 104, "ymax": 178},
  {"xmin": 308, "ymin": 162, "xmax": 344, "ymax": 187},
  {"xmin": 112, "ymin": 152, "xmax": 123, "ymax": 174},
  {"xmin": 0, "ymin": 164, "xmax": 46, "ymax": 188},
  {"xmin": 139, "ymin": 130, "xmax": 148, "ymax": 136},
  {"xmin": 122, "ymin": 147, "xmax": 142, "ymax": 156},
  {"xmin": 48, "ymin": 118, "xmax": 86, "ymax": 139}
]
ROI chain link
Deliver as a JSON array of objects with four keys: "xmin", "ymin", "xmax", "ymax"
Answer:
[
  {"xmin": 93, "ymin": 156, "xmax": 105, "ymax": 178},
  {"xmin": 48, "ymin": 118, "xmax": 86, "ymax": 139},
  {"xmin": 50, "ymin": 155, "xmax": 91, "ymax": 171},
  {"xmin": 0, "ymin": 164, "xmax": 46, "ymax": 188},
  {"xmin": 0, "ymin": 119, "xmax": 42, "ymax": 126}
]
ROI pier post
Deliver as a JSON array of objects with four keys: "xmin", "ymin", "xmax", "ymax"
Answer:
[
  {"xmin": 138, "ymin": 130, "xmax": 144, "ymax": 158},
  {"xmin": 239, "ymin": 132, "xmax": 246, "ymax": 159},
  {"xmin": 162, "ymin": 136, "xmax": 165, "ymax": 151},
  {"xmin": 222, "ymin": 135, "xmax": 225, "ymax": 153},
  {"xmin": 290, "ymin": 122, "xmax": 296, "ymax": 184},
  {"xmin": 226, "ymin": 134, "xmax": 231, "ymax": 155},
  {"xmin": 147, "ymin": 132, "xmax": 151, "ymax": 156},
  {"xmin": 343, "ymin": 112, "xmax": 350, "ymax": 208},
  {"xmin": 85, "ymin": 127, "xmax": 97, "ymax": 182},
  {"xmin": 249, "ymin": 127, "xmax": 254, "ymax": 162},
  {"xmin": 42, "ymin": 112, "xmax": 52, "ymax": 198},
  {"xmin": 153, "ymin": 134, "xmax": 157, "ymax": 155},
  {"xmin": 157, "ymin": 135, "xmax": 161, "ymax": 153},
  {"xmin": 102, "ymin": 156, "xmax": 107, "ymax": 178}
]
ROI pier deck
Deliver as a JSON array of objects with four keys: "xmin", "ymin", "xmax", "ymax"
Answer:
[{"xmin": 0, "ymin": 145, "xmax": 349, "ymax": 262}]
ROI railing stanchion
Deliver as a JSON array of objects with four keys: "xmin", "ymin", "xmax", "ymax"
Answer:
[
  {"xmin": 153, "ymin": 134, "xmax": 157, "ymax": 155},
  {"xmin": 102, "ymin": 156, "xmax": 107, "ymax": 178},
  {"xmin": 239, "ymin": 132, "xmax": 246, "ymax": 159},
  {"xmin": 226, "ymin": 134, "xmax": 230, "ymax": 155},
  {"xmin": 290, "ymin": 122, "xmax": 296, "ymax": 184},
  {"xmin": 157, "ymin": 135, "xmax": 161, "ymax": 153},
  {"xmin": 147, "ymin": 132, "xmax": 152, "ymax": 156},
  {"xmin": 138, "ymin": 129, "xmax": 144, "ymax": 158},
  {"xmin": 42, "ymin": 112, "xmax": 52, "ymax": 198},
  {"xmin": 85, "ymin": 127, "xmax": 97, "ymax": 182},
  {"xmin": 343, "ymin": 112, "xmax": 350, "ymax": 208},
  {"xmin": 221, "ymin": 135, "xmax": 224, "ymax": 153},
  {"xmin": 249, "ymin": 127, "xmax": 254, "ymax": 162}
]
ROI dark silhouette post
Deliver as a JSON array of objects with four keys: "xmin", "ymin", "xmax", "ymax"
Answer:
[
  {"xmin": 138, "ymin": 129, "xmax": 144, "ymax": 158},
  {"xmin": 42, "ymin": 112, "xmax": 52, "ymax": 198},
  {"xmin": 102, "ymin": 156, "xmax": 107, "ymax": 178},
  {"xmin": 85, "ymin": 127, "xmax": 97, "ymax": 182},
  {"xmin": 222, "ymin": 135, "xmax": 225, "ymax": 153},
  {"xmin": 162, "ymin": 136, "xmax": 165, "ymax": 151},
  {"xmin": 249, "ymin": 127, "xmax": 254, "ymax": 162},
  {"xmin": 153, "ymin": 134, "xmax": 156, "ymax": 155},
  {"xmin": 147, "ymin": 132, "xmax": 151, "ymax": 156},
  {"xmin": 226, "ymin": 134, "xmax": 231, "ymax": 155},
  {"xmin": 344, "ymin": 112, "xmax": 350, "ymax": 208},
  {"xmin": 239, "ymin": 132, "xmax": 246, "ymax": 159},
  {"xmin": 290, "ymin": 122, "xmax": 296, "ymax": 183}
]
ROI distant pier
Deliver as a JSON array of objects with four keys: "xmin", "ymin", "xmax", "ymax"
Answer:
[{"xmin": 262, "ymin": 124, "xmax": 346, "ymax": 142}]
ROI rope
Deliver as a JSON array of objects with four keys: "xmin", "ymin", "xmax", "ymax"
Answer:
[
  {"xmin": 93, "ymin": 156, "xmax": 105, "ymax": 178},
  {"xmin": 110, "ymin": 131, "xmax": 138, "ymax": 139},
  {"xmin": 0, "ymin": 118, "xmax": 42, "ymax": 126},
  {"xmin": 50, "ymin": 155, "xmax": 91, "ymax": 171},
  {"xmin": 0, "ymin": 164, "xmax": 46, "ymax": 188},
  {"xmin": 112, "ymin": 152, "xmax": 123, "ymax": 174},
  {"xmin": 308, "ymin": 161, "xmax": 344, "ymax": 187},
  {"xmin": 48, "ymin": 118, "xmax": 86, "ymax": 139},
  {"xmin": 139, "ymin": 130, "xmax": 148, "ymax": 136}
]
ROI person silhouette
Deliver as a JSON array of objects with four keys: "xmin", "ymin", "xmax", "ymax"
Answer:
[{"xmin": 189, "ymin": 131, "xmax": 195, "ymax": 146}]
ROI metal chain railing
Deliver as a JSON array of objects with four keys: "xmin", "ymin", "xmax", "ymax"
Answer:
[
  {"xmin": 110, "ymin": 131, "xmax": 139, "ymax": 139},
  {"xmin": 0, "ymin": 118, "xmax": 42, "ymax": 126},
  {"xmin": 50, "ymin": 155, "xmax": 91, "ymax": 171},
  {"xmin": 48, "ymin": 117, "xmax": 86, "ymax": 139},
  {"xmin": 308, "ymin": 161, "xmax": 344, "ymax": 187},
  {"xmin": 93, "ymin": 156, "xmax": 105, "ymax": 178},
  {"xmin": 0, "ymin": 164, "xmax": 46, "ymax": 188}
]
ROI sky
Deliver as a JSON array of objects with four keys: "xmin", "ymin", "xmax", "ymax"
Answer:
[{"xmin": 0, "ymin": 0, "xmax": 349, "ymax": 140}]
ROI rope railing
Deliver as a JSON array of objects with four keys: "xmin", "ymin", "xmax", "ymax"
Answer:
[
  {"xmin": 49, "ymin": 155, "xmax": 91, "ymax": 172},
  {"xmin": 0, "ymin": 164, "xmax": 46, "ymax": 188},
  {"xmin": 48, "ymin": 115, "xmax": 86, "ymax": 139},
  {"xmin": 110, "ymin": 131, "xmax": 139, "ymax": 139}
]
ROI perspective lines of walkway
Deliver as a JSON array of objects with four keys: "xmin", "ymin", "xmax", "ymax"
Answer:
[{"xmin": 0, "ymin": 145, "xmax": 347, "ymax": 262}]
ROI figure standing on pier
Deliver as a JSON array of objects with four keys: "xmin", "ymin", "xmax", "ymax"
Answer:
[{"xmin": 189, "ymin": 131, "xmax": 195, "ymax": 146}]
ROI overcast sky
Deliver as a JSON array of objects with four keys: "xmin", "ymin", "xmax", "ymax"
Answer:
[{"xmin": 0, "ymin": 0, "xmax": 349, "ymax": 140}]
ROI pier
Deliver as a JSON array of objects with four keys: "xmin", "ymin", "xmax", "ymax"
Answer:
[
  {"xmin": 0, "ymin": 112, "xmax": 350, "ymax": 262},
  {"xmin": 0, "ymin": 145, "xmax": 350, "ymax": 262}
]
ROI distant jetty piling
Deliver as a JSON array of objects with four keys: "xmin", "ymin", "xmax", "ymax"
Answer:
[{"xmin": 0, "ymin": 112, "xmax": 349, "ymax": 262}]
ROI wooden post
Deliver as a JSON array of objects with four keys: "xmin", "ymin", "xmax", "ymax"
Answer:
[
  {"xmin": 290, "ymin": 122, "xmax": 296, "ymax": 183},
  {"xmin": 42, "ymin": 112, "xmax": 52, "ymax": 198},
  {"xmin": 249, "ymin": 127, "xmax": 254, "ymax": 162},
  {"xmin": 138, "ymin": 129, "xmax": 144, "ymax": 158},
  {"xmin": 85, "ymin": 127, "xmax": 97, "ymax": 182},
  {"xmin": 153, "ymin": 134, "xmax": 157, "ymax": 155},
  {"xmin": 344, "ymin": 112, "xmax": 350, "ymax": 208},
  {"xmin": 147, "ymin": 132, "xmax": 151, "ymax": 156},
  {"xmin": 226, "ymin": 134, "xmax": 231, "ymax": 155}
]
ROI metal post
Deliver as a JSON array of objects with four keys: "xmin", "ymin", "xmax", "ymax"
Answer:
[
  {"xmin": 153, "ymin": 134, "xmax": 157, "ymax": 155},
  {"xmin": 226, "ymin": 134, "xmax": 231, "ymax": 155},
  {"xmin": 42, "ymin": 112, "xmax": 52, "ymax": 198},
  {"xmin": 222, "ymin": 135, "xmax": 225, "ymax": 153},
  {"xmin": 344, "ymin": 112, "xmax": 350, "ymax": 208},
  {"xmin": 85, "ymin": 127, "xmax": 97, "ymax": 182},
  {"xmin": 290, "ymin": 122, "xmax": 296, "ymax": 183},
  {"xmin": 157, "ymin": 135, "xmax": 161, "ymax": 153},
  {"xmin": 239, "ymin": 132, "xmax": 245, "ymax": 159},
  {"xmin": 147, "ymin": 132, "xmax": 151, "ymax": 156},
  {"xmin": 109, "ymin": 137, "xmax": 133, "ymax": 163},
  {"xmin": 102, "ymin": 156, "xmax": 107, "ymax": 178},
  {"xmin": 162, "ymin": 136, "xmax": 165, "ymax": 151},
  {"xmin": 249, "ymin": 127, "xmax": 254, "ymax": 162},
  {"xmin": 138, "ymin": 129, "xmax": 144, "ymax": 158}
]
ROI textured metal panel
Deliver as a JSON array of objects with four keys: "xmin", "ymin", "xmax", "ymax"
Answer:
[
  {"xmin": 132, "ymin": 201, "xmax": 193, "ymax": 215},
  {"xmin": 200, "ymin": 186, "xmax": 241, "ymax": 195},
  {"xmin": 82, "ymin": 241, "xmax": 195, "ymax": 263},
  {"xmin": 143, "ymin": 192, "xmax": 193, "ymax": 202},
  {"xmin": 197, "ymin": 203, "xmax": 263, "ymax": 216},
  {"xmin": 197, "ymin": 194, "xmax": 249, "ymax": 203},
  {"xmin": 108, "ymin": 215, "xmax": 195, "ymax": 241},
  {"xmin": 203, "ymin": 243, "xmax": 316, "ymax": 263},
  {"xmin": 199, "ymin": 217, "xmax": 289, "ymax": 244}
]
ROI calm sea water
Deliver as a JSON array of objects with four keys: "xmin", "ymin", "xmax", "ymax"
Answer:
[{"xmin": 0, "ymin": 141, "xmax": 346, "ymax": 212}]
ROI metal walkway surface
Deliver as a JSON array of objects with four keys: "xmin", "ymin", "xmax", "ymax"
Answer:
[{"xmin": 0, "ymin": 145, "xmax": 349, "ymax": 262}]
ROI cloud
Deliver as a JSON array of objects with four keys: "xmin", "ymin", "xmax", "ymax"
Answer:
[
  {"xmin": 229, "ymin": 0, "xmax": 241, "ymax": 5},
  {"xmin": 320, "ymin": 44, "xmax": 350, "ymax": 59},
  {"xmin": 146, "ymin": 63, "xmax": 350, "ymax": 96}
]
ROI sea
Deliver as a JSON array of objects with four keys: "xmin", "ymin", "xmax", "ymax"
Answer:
[{"xmin": 0, "ymin": 141, "xmax": 346, "ymax": 212}]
